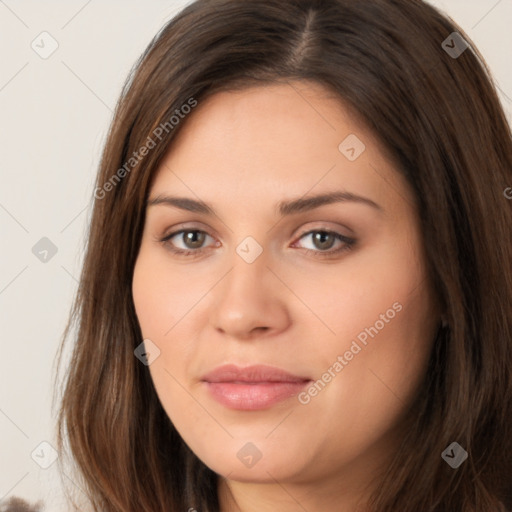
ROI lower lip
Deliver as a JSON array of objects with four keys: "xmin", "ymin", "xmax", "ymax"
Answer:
[{"xmin": 203, "ymin": 381, "xmax": 310, "ymax": 410}]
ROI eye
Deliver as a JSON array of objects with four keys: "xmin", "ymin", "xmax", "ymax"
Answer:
[
  {"xmin": 158, "ymin": 227, "xmax": 356, "ymax": 259},
  {"xmin": 292, "ymin": 229, "xmax": 356, "ymax": 258},
  {"xmin": 159, "ymin": 229, "xmax": 217, "ymax": 256}
]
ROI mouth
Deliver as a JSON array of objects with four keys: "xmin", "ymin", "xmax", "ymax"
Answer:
[{"xmin": 200, "ymin": 364, "xmax": 312, "ymax": 411}]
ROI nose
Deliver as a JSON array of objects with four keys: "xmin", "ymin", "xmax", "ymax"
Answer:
[{"xmin": 210, "ymin": 251, "xmax": 291, "ymax": 340}]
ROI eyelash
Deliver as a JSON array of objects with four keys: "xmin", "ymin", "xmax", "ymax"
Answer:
[{"xmin": 158, "ymin": 228, "xmax": 356, "ymax": 259}]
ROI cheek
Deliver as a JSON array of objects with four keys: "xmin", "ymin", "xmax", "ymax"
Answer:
[
  {"xmin": 132, "ymin": 254, "xmax": 199, "ymax": 432},
  {"xmin": 294, "ymin": 289, "xmax": 436, "ymax": 470},
  {"xmin": 132, "ymin": 248, "xmax": 204, "ymax": 392},
  {"xmin": 133, "ymin": 248, "xmax": 163, "ymax": 334},
  {"xmin": 132, "ymin": 247, "xmax": 200, "ymax": 340},
  {"xmin": 290, "ymin": 237, "xmax": 422, "ymax": 354},
  {"xmin": 301, "ymin": 230, "xmax": 436, "ymax": 418}
]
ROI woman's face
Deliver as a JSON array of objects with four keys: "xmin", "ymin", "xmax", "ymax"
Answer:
[{"xmin": 132, "ymin": 81, "xmax": 440, "ymax": 502}]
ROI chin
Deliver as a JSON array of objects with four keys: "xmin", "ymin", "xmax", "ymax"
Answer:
[{"xmin": 199, "ymin": 446, "xmax": 308, "ymax": 483}]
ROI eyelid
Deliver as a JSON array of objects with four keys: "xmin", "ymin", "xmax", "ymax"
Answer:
[
  {"xmin": 160, "ymin": 220, "xmax": 352, "ymax": 240},
  {"xmin": 293, "ymin": 223, "xmax": 353, "ymax": 239}
]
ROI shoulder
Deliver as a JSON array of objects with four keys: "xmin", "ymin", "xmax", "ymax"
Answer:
[{"xmin": 0, "ymin": 497, "xmax": 43, "ymax": 512}]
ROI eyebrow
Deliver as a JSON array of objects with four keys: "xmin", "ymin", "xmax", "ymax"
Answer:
[{"xmin": 146, "ymin": 190, "xmax": 384, "ymax": 216}]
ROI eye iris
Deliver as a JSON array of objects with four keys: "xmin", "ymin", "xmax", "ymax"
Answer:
[
  {"xmin": 313, "ymin": 231, "xmax": 335, "ymax": 250},
  {"xmin": 184, "ymin": 231, "xmax": 205, "ymax": 249}
]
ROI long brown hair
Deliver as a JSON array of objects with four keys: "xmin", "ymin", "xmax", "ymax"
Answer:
[{"xmin": 53, "ymin": 0, "xmax": 512, "ymax": 510}]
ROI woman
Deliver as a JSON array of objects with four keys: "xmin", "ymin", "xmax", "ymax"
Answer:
[{"xmin": 49, "ymin": 0, "xmax": 512, "ymax": 511}]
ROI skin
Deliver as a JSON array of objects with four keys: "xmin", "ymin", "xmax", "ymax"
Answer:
[{"xmin": 131, "ymin": 81, "xmax": 441, "ymax": 512}]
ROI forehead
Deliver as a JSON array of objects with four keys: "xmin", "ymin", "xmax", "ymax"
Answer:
[
  {"xmin": 165, "ymin": 81, "xmax": 361, "ymax": 160},
  {"xmin": 149, "ymin": 82, "xmax": 414, "ymax": 215}
]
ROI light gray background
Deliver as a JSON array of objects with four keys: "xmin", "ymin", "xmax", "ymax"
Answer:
[{"xmin": 1, "ymin": 1, "xmax": 511, "ymax": 510}]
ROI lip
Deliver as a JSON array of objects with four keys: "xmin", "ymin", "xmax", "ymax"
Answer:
[{"xmin": 201, "ymin": 364, "xmax": 312, "ymax": 411}]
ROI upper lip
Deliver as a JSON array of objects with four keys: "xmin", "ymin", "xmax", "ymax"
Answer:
[{"xmin": 201, "ymin": 364, "xmax": 311, "ymax": 383}]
